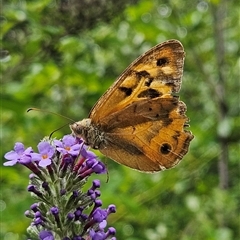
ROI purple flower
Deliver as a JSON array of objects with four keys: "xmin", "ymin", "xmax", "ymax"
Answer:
[
  {"xmin": 78, "ymin": 159, "xmax": 106, "ymax": 178},
  {"xmin": 107, "ymin": 205, "xmax": 116, "ymax": 214},
  {"xmin": 4, "ymin": 142, "xmax": 33, "ymax": 166},
  {"xmin": 50, "ymin": 207, "xmax": 59, "ymax": 215},
  {"xmin": 33, "ymin": 217, "xmax": 44, "ymax": 226},
  {"xmin": 67, "ymin": 212, "xmax": 75, "ymax": 221},
  {"xmin": 92, "ymin": 180, "xmax": 101, "ymax": 189},
  {"xmin": 106, "ymin": 227, "xmax": 116, "ymax": 237},
  {"xmin": 39, "ymin": 230, "xmax": 54, "ymax": 240},
  {"xmin": 93, "ymin": 209, "xmax": 108, "ymax": 223},
  {"xmin": 25, "ymin": 210, "xmax": 33, "ymax": 218},
  {"xmin": 54, "ymin": 135, "xmax": 81, "ymax": 156},
  {"xmin": 89, "ymin": 225, "xmax": 116, "ymax": 240},
  {"xmin": 31, "ymin": 142, "xmax": 54, "ymax": 167},
  {"xmin": 30, "ymin": 203, "xmax": 39, "ymax": 212},
  {"xmin": 28, "ymin": 185, "xmax": 43, "ymax": 198},
  {"xmin": 92, "ymin": 161, "xmax": 106, "ymax": 174},
  {"xmin": 89, "ymin": 230, "xmax": 106, "ymax": 240},
  {"xmin": 81, "ymin": 147, "xmax": 98, "ymax": 160}
]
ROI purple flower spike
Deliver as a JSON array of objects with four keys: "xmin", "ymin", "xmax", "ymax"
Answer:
[
  {"xmin": 4, "ymin": 142, "xmax": 33, "ymax": 166},
  {"xmin": 31, "ymin": 142, "xmax": 54, "ymax": 167},
  {"xmin": 4, "ymin": 134, "xmax": 117, "ymax": 239}
]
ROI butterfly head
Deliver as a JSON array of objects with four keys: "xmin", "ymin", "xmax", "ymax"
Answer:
[
  {"xmin": 70, "ymin": 118, "xmax": 92, "ymax": 139},
  {"xmin": 70, "ymin": 119, "xmax": 105, "ymax": 149}
]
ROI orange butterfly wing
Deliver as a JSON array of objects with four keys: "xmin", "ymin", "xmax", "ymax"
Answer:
[{"xmin": 72, "ymin": 40, "xmax": 193, "ymax": 172}]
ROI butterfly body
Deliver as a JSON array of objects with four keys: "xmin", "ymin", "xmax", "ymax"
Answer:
[{"xmin": 70, "ymin": 40, "xmax": 194, "ymax": 172}]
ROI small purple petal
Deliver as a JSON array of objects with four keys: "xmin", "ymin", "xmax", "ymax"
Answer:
[
  {"xmin": 62, "ymin": 135, "xmax": 76, "ymax": 146},
  {"xmin": 99, "ymin": 219, "xmax": 107, "ymax": 229},
  {"xmin": 3, "ymin": 158, "xmax": 18, "ymax": 166},
  {"xmin": 39, "ymin": 230, "xmax": 54, "ymax": 240},
  {"xmin": 38, "ymin": 142, "xmax": 54, "ymax": 157},
  {"xmin": 4, "ymin": 150, "xmax": 20, "ymax": 161},
  {"xmin": 31, "ymin": 153, "xmax": 42, "ymax": 161},
  {"xmin": 14, "ymin": 142, "xmax": 25, "ymax": 153},
  {"xmin": 53, "ymin": 139, "xmax": 63, "ymax": 148},
  {"xmin": 39, "ymin": 158, "xmax": 52, "ymax": 167}
]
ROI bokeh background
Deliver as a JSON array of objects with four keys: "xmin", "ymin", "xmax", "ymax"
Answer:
[{"xmin": 1, "ymin": 0, "xmax": 239, "ymax": 239}]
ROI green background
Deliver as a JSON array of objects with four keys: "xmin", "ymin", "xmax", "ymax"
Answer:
[{"xmin": 1, "ymin": 0, "xmax": 239, "ymax": 239}]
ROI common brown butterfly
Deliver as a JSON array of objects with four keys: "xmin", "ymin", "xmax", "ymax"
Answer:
[{"xmin": 70, "ymin": 40, "xmax": 194, "ymax": 172}]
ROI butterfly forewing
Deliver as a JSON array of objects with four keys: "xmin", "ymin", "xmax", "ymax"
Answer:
[{"xmin": 89, "ymin": 40, "xmax": 185, "ymax": 122}]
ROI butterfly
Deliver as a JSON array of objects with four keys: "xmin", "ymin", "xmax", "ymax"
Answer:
[{"xmin": 70, "ymin": 39, "xmax": 194, "ymax": 173}]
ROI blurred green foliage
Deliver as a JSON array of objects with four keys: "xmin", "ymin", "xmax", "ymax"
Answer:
[{"xmin": 1, "ymin": 0, "xmax": 239, "ymax": 239}]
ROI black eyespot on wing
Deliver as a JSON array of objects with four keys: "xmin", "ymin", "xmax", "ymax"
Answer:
[
  {"xmin": 160, "ymin": 143, "xmax": 171, "ymax": 154},
  {"xmin": 137, "ymin": 89, "xmax": 162, "ymax": 99},
  {"xmin": 119, "ymin": 87, "xmax": 132, "ymax": 96},
  {"xmin": 156, "ymin": 57, "xmax": 168, "ymax": 66}
]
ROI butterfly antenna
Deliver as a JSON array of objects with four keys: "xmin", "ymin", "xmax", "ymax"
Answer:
[
  {"xmin": 27, "ymin": 107, "xmax": 76, "ymax": 138},
  {"xmin": 50, "ymin": 123, "xmax": 73, "ymax": 138},
  {"xmin": 27, "ymin": 107, "xmax": 76, "ymax": 123}
]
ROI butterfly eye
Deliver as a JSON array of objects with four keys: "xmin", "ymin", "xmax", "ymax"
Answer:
[
  {"xmin": 156, "ymin": 57, "xmax": 168, "ymax": 66},
  {"xmin": 160, "ymin": 143, "xmax": 171, "ymax": 154}
]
